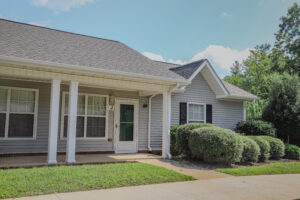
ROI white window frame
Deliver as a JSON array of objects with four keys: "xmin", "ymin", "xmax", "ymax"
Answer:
[
  {"xmin": 187, "ymin": 102, "xmax": 206, "ymax": 123},
  {"xmin": 0, "ymin": 86, "xmax": 39, "ymax": 140},
  {"xmin": 60, "ymin": 91, "xmax": 109, "ymax": 140}
]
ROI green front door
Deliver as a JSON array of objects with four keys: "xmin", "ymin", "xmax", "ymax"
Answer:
[
  {"xmin": 115, "ymin": 99, "xmax": 138, "ymax": 154},
  {"xmin": 119, "ymin": 104, "xmax": 134, "ymax": 141}
]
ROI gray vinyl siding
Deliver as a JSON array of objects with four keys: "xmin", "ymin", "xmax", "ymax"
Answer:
[
  {"xmin": 149, "ymin": 73, "xmax": 244, "ymax": 150},
  {"xmin": 170, "ymin": 73, "xmax": 244, "ymax": 129},
  {"xmin": 138, "ymin": 97, "xmax": 149, "ymax": 150},
  {"xmin": 150, "ymin": 95, "xmax": 163, "ymax": 150},
  {"xmin": 0, "ymin": 72, "xmax": 244, "ymax": 154},
  {"xmin": 0, "ymin": 79, "xmax": 147, "ymax": 154}
]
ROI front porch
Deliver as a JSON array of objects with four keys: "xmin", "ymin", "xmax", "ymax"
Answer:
[
  {"xmin": 0, "ymin": 67, "xmax": 171, "ymax": 166},
  {"xmin": 0, "ymin": 62, "xmax": 173, "ymax": 163},
  {"xmin": 0, "ymin": 153, "xmax": 160, "ymax": 169}
]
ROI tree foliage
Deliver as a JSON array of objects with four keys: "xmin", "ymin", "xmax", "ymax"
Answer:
[
  {"xmin": 262, "ymin": 73, "xmax": 300, "ymax": 144},
  {"xmin": 275, "ymin": 3, "xmax": 300, "ymax": 74},
  {"xmin": 223, "ymin": 3, "xmax": 300, "ymax": 144}
]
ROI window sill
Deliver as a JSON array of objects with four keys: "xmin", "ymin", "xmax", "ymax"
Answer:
[
  {"xmin": 0, "ymin": 137, "xmax": 36, "ymax": 140},
  {"xmin": 60, "ymin": 137, "xmax": 108, "ymax": 141}
]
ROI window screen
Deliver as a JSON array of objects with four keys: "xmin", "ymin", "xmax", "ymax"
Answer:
[
  {"xmin": 0, "ymin": 88, "xmax": 37, "ymax": 139},
  {"xmin": 188, "ymin": 104, "xmax": 205, "ymax": 123},
  {"xmin": 63, "ymin": 93, "xmax": 107, "ymax": 138}
]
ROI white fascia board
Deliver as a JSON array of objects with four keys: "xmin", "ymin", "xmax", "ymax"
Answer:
[
  {"xmin": 188, "ymin": 60, "xmax": 229, "ymax": 95},
  {"xmin": 0, "ymin": 55, "xmax": 190, "ymax": 86},
  {"xmin": 216, "ymin": 94, "xmax": 259, "ymax": 101}
]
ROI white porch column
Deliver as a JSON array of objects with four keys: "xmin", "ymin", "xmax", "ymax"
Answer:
[
  {"xmin": 47, "ymin": 80, "xmax": 61, "ymax": 164},
  {"xmin": 66, "ymin": 81, "xmax": 79, "ymax": 163},
  {"xmin": 162, "ymin": 90, "xmax": 171, "ymax": 159},
  {"xmin": 243, "ymin": 101, "xmax": 246, "ymax": 121}
]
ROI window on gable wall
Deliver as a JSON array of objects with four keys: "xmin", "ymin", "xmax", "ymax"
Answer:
[{"xmin": 188, "ymin": 103, "xmax": 205, "ymax": 123}]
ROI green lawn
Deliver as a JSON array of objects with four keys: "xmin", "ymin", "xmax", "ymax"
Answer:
[
  {"xmin": 216, "ymin": 162, "xmax": 300, "ymax": 176},
  {"xmin": 0, "ymin": 163, "xmax": 194, "ymax": 199}
]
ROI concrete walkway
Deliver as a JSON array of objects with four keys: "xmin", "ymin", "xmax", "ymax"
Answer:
[
  {"xmin": 11, "ymin": 174, "xmax": 300, "ymax": 200},
  {"xmin": 137, "ymin": 157, "xmax": 230, "ymax": 180}
]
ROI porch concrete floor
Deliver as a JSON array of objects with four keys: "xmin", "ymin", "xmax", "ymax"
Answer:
[
  {"xmin": 0, "ymin": 153, "xmax": 230, "ymax": 180},
  {"xmin": 0, "ymin": 153, "xmax": 160, "ymax": 168}
]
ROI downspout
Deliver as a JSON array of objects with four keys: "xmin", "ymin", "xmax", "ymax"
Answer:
[
  {"xmin": 165, "ymin": 82, "xmax": 180, "ymax": 158},
  {"xmin": 148, "ymin": 83, "xmax": 180, "ymax": 154},
  {"xmin": 148, "ymin": 94, "xmax": 157, "ymax": 152}
]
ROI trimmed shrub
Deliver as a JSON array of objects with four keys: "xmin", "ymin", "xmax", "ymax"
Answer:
[
  {"xmin": 284, "ymin": 144, "xmax": 300, "ymax": 160},
  {"xmin": 261, "ymin": 136, "xmax": 285, "ymax": 159},
  {"xmin": 240, "ymin": 136, "xmax": 260, "ymax": 163},
  {"xmin": 176, "ymin": 123, "xmax": 215, "ymax": 156},
  {"xmin": 188, "ymin": 127, "xmax": 243, "ymax": 164},
  {"xmin": 248, "ymin": 136, "xmax": 270, "ymax": 162},
  {"xmin": 170, "ymin": 125, "xmax": 180, "ymax": 156},
  {"xmin": 235, "ymin": 120, "xmax": 276, "ymax": 137}
]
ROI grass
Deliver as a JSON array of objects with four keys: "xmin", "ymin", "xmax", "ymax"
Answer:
[
  {"xmin": 216, "ymin": 162, "xmax": 300, "ymax": 176},
  {"xmin": 0, "ymin": 162, "xmax": 194, "ymax": 199}
]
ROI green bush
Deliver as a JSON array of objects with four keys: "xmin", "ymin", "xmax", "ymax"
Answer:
[
  {"xmin": 170, "ymin": 125, "xmax": 180, "ymax": 156},
  {"xmin": 240, "ymin": 136, "xmax": 260, "ymax": 163},
  {"xmin": 235, "ymin": 120, "xmax": 276, "ymax": 137},
  {"xmin": 176, "ymin": 123, "xmax": 215, "ymax": 156},
  {"xmin": 188, "ymin": 127, "xmax": 243, "ymax": 164},
  {"xmin": 284, "ymin": 144, "xmax": 300, "ymax": 160},
  {"xmin": 261, "ymin": 136, "xmax": 285, "ymax": 159},
  {"xmin": 248, "ymin": 136, "xmax": 270, "ymax": 162}
]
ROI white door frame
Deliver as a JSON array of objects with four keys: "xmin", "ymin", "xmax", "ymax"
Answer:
[{"xmin": 114, "ymin": 98, "xmax": 139, "ymax": 154}]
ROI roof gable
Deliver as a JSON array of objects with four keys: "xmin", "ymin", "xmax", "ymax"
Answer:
[
  {"xmin": 171, "ymin": 59, "xmax": 258, "ymax": 100},
  {"xmin": 171, "ymin": 59, "xmax": 229, "ymax": 96}
]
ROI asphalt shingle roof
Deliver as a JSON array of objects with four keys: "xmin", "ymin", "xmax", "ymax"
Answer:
[
  {"xmin": 221, "ymin": 80, "xmax": 258, "ymax": 100},
  {"xmin": 0, "ymin": 19, "xmax": 257, "ymax": 100},
  {"xmin": 169, "ymin": 59, "xmax": 206, "ymax": 79},
  {"xmin": 0, "ymin": 19, "xmax": 186, "ymax": 82}
]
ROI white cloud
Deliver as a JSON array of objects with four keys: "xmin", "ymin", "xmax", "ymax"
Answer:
[
  {"xmin": 190, "ymin": 45, "xmax": 251, "ymax": 71},
  {"xmin": 30, "ymin": 0, "xmax": 94, "ymax": 13},
  {"xmin": 142, "ymin": 52, "xmax": 165, "ymax": 62},
  {"xmin": 142, "ymin": 52, "xmax": 185, "ymax": 65},
  {"xmin": 142, "ymin": 45, "xmax": 251, "ymax": 75},
  {"xmin": 29, "ymin": 22, "xmax": 46, "ymax": 26},
  {"xmin": 221, "ymin": 12, "xmax": 232, "ymax": 17}
]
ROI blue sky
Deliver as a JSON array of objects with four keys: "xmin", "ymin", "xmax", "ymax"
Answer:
[{"xmin": 0, "ymin": 0, "xmax": 299, "ymax": 77}]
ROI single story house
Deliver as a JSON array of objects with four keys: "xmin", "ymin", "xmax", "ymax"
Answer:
[{"xmin": 0, "ymin": 19, "xmax": 257, "ymax": 163}]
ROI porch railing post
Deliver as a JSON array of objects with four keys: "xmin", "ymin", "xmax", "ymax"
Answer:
[
  {"xmin": 47, "ymin": 79, "xmax": 61, "ymax": 164},
  {"xmin": 66, "ymin": 81, "xmax": 79, "ymax": 163}
]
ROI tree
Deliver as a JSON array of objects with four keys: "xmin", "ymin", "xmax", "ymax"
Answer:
[
  {"xmin": 242, "ymin": 45, "xmax": 273, "ymax": 99},
  {"xmin": 230, "ymin": 61, "xmax": 244, "ymax": 75},
  {"xmin": 275, "ymin": 3, "xmax": 300, "ymax": 74},
  {"xmin": 262, "ymin": 73, "xmax": 300, "ymax": 144},
  {"xmin": 223, "ymin": 61, "xmax": 245, "ymax": 89}
]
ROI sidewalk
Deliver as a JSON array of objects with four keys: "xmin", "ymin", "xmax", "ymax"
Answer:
[
  {"xmin": 10, "ymin": 174, "xmax": 300, "ymax": 200},
  {"xmin": 137, "ymin": 157, "xmax": 230, "ymax": 180}
]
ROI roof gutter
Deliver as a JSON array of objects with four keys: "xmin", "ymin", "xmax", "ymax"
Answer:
[
  {"xmin": 216, "ymin": 94, "xmax": 259, "ymax": 101},
  {"xmin": 0, "ymin": 55, "xmax": 190, "ymax": 85}
]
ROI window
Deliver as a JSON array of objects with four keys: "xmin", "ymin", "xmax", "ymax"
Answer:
[
  {"xmin": 0, "ymin": 87, "xmax": 38, "ymax": 139},
  {"xmin": 61, "ymin": 92, "xmax": 108, "ymax": 139},
  {"xmin": 188, "ymin": 103, "xmax": 205, "ymax": 123}
]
